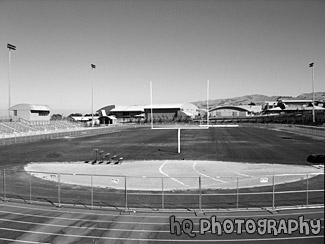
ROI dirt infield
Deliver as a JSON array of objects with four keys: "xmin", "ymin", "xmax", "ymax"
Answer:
[{"xmin": 25, "ymin": 160, "xmax": 323, "ymax": 191}]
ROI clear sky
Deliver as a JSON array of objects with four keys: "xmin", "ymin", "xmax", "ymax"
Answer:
[{"xmin": 1, "ymin": 0, "xmax": 324, "ymax": 115}]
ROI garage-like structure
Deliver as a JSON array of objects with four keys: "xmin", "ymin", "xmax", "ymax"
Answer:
[{"xmin": 210, "ymin": 105, "xmax": 262, "ymax": 118}]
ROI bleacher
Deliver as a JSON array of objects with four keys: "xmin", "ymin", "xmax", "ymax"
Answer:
[
  {"xmin": 0, "ymin": 122, "xmax": 35, "ymax": 134},
  {"xmin": 0, "ymin": 120, "xmax": 83, "ymax": 135}
]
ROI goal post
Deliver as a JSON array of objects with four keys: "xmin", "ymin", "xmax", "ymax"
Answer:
[{"xmin": 149, "ymin": 81, "xmax": 209, "ymax": 153}]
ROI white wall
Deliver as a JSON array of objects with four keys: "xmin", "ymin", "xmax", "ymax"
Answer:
[
  {"xmin": 12, "ymin": 110, "xmax": 50, "ymax": 122},
  {"xmin": 181, "ymin": 103, "xmax": 199, "ymax": 117}
]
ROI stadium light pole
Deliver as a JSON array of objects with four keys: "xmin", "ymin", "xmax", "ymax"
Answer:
[
  {"xmin": 150, "ymin": 81, "xmax": 153, "ymax": 129},
  {"xmin": 207, "ymin": 80, "xmax": 209, "ymax": 126},
  {"xmin": 91, "ymin": 64, "xmax": 96, "ymax": 127},
  {"xmin": 7, "ymin": 44, "xmax": 16, "ymax": 120},
  {"xmin": 309, "ymin": 62, "xmax": 315, "ymax": 123}
]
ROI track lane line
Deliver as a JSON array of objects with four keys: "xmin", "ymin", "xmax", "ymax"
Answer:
[
  {"xmin": 0, "ymin": 210, "xmax": 167, "ymax": 225},
  {"xmin": 192, "ymin": 162, "xmax": 227, "ymax": 183},
  {"xmin": 0, "ymin": 218, "xmax": 169, "ymax": 233},
  {"xmin": 0, "ymin": 227, "xmax": 323, "ymax": 242},
  {"xmin": 159, "ymin": 161, "xmax": 189, "ymax": 187},
  {"xmin": 0, "ymin": 237, "xmax": 50, "ymax": 244}
]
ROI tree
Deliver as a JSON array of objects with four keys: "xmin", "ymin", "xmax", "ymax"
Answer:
[
  {"xmin": 51, "ymin": 114, "xmax": 63, "ymax": 120},
  {"xmin": 68, "ymin": 113, "xmax": 83, "ymax": 117},
  {"xmin": 277, "ymin": 100, "xmax": 286, "ymax": 110}
]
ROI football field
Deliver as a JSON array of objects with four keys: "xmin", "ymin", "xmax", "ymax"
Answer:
[{"xmin": 0, "ymin": 125, "xmax": 324, "ymax": 243}]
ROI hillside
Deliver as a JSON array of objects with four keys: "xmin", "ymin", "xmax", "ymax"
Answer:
[{"xmin": 193, "ymin": 92, "xmax": 325, "ymax": 109}]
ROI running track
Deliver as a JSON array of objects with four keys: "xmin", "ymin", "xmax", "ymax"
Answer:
[{"xmin": 0, "ymin": 202, "xmax": 323, "ymax": 243}]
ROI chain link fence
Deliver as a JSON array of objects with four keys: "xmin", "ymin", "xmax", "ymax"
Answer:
[
  {"xmin": 243, "ymin": 123, "xmax": 325, "ymax": 137},
  {"xmin": 0, "ymin": 124, "xmax": 137, "ymax": 146},
  {"xmin": 1, "ymin": 169, "xmax": 323, "ymax": 211}
]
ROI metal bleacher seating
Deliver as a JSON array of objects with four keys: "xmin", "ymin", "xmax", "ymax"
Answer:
[
  {"xmin": 0, "ymin": 120, "xmax": 83, "ymax": 135},
  {"xmin": 0, "ymin": 122, "xmax": 35, "ymax": 133}
]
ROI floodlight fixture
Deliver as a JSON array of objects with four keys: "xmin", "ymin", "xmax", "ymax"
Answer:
[{"xmin": 7, "ymin": 44, "xmax": 16, "ymax": 50}]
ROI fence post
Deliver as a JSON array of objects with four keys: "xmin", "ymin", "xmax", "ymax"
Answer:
[
  {"xmin": 236, "ymin": 176, "xmax": 239, "ymax": 209},
  {"xmin": 124, "ymin": 176, "xmax": 128, "ymax": 211},
  {"xmin": 199, "ymin": 177, "xmax": 202, "ymax": 212},
  {"xmin": 272, "ymin": 174, "xmax": 275, "ymax": 209},
  {"xmin": 91, "ymin": 174, "xmax": 94, "ymax": 209},
  {"xmin": 178, "ymin": 128, "xmax": 181, "ymax": 153},
  {"xmin": 306, "ymin": 174, "xmax": 309, "ymax": 207},
  {"xmin": 29, "ymin": 172, "xmax": 32, "ymax": 203},
  {"xmin": 161, "ymin": 177, "xmax": 164, "ymax": 210},
  {"xmin": 3, "ymin": 169, "xmax": 6, "ymax": 201},
  {"xmin": 58, "ymin": 173, "xmax": 61, "ymax": 207}
]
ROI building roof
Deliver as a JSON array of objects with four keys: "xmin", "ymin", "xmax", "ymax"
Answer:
[
  {"xmin": 108, "ymin": 103, "xmax": 197, "ymax": 112},
  {"xmin": 111, "ymin": 105, "xmax": 145, "ymax": 112},
  {"xmin": 143, "ymin": 104, "xmax": 186, "ymax": 109},
  {"xmin": 210, "ymin": 105, "xmax": 262, "ymax": 113},
  {"xmin": 10, "ymin": 103, "xmax": 51, "ymax": 111},
  {"xmin": 265, "ymin": 100, "xmax": 314, "ymax": 105},
  {"xmin": 181, "ymin": 110, "xmax": 195, "ymax": 117},
  {"xmin": 268, "ymin": 106, "xmax": 325, "ymax": 111}
]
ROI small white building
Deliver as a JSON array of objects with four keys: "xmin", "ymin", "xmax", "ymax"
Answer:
[
  {"xmin": 10, "ymin": 104, "xmax": 51, "ymax": 124},
  {"xmin": 263, "ymin": 99, "xmax": 325, "ymax": 113}
]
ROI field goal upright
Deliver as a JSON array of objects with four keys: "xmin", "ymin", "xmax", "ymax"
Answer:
[{"xmin": 149, "ymin": 80, "xmax": 210, "ymax": 153}]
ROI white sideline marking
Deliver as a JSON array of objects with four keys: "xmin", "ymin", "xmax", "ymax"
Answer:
[
  {"xmin": 192, "ymin": 162, "xmax": 227, "ymax": 183},
  {"xmin": 159, "ymin": 161, "xmax": 188, "ymax": 187}
]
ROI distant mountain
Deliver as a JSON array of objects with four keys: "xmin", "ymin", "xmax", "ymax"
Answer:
[{"xmin": 193, "ymin": 92, "xmax": 325, "ymax": 109}]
